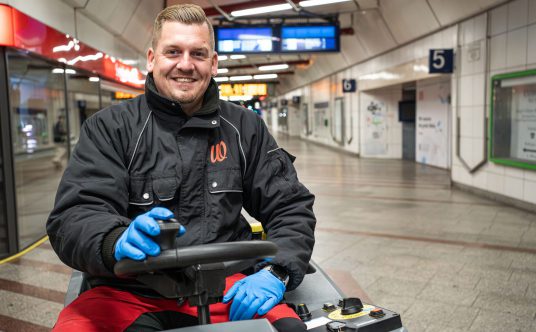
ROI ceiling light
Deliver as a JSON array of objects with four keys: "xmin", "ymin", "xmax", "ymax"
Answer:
[
  {"xmin": 214, "ymin": 77, "xmax": 229, "ymax": 82},
  {"xmin": 217, "ymin": 68, "xmax": 229, "ymax": 74},
  {"xmin": 299, "ymin": 0, "xmax": 351, "ymax": 7},
  {"xmin": 230, "ymin": 54, "xmax": 246, "ymax": 60},
  {"xmin": 254, "ymin": 74, "xmax": 278, "ymax": 79},
  {"xmin": 231, "ymin": 3, "xmax": 292, "ymax": 17},
  {"xmin": 51, "ymin": 68, "xmax": 77, "ymax": 74},
  {"xmin": 258, "ymin": 64, "xmax": 289, "ymax": 71},
  {"xmin": 89, "ymin": 77, "xmax": 100, "ymax": 82},
  {"xmin": 218, "ymin": 55, "xmax": 228, "ymax": 61},
  {"xmin": 230, "ymin": 75, "xmax": 253, "ymax": 81}
]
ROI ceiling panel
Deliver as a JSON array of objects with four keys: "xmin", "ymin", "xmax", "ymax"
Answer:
[
  {"xmin": 122, "ymin": 0, "xmax": 164, "ymax": 53},
  {"xmin": 380, "ymin": 0, "xmax": 440, "ymax": 44},
  {"xmin": 83, "ymin": 0, "xmax": 142, "ymax": 35}
]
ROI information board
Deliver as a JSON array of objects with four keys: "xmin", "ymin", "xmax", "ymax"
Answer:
[{"xmin": 490, "ymin": 69, "xmax": 536, "ymax": 170}]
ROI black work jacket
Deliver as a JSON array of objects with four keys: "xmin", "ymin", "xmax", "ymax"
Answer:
[{"xmin": 46, "ymin": 75, "xmax": 316, "ymax": 291}]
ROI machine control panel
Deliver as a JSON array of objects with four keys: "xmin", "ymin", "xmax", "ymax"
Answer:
[{"xmin": 298, "ymin": 297, "xmax": 402, "ymax": 331}]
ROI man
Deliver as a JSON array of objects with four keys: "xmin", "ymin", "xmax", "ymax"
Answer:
[
  {"xmin": 47, "ymin": 4, "xmax": 316, "ymax": 332},
  {"xmin": 52, "ymin": 115, "xmax": 67, "ymax": 168}
]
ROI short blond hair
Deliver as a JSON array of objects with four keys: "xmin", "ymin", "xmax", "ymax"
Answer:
[{"xmin": 152, "ymin": 4, "xmax": 214, "ymax": 51}]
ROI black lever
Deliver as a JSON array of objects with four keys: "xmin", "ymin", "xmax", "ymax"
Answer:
[{"xmin": 154, "ymin": 218, "xmax": 182, "ymax": 250}]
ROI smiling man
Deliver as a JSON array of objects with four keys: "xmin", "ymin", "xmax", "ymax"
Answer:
[{"xmin": 47, "ymin": 4, "xmax": 316, "ymax": 332}]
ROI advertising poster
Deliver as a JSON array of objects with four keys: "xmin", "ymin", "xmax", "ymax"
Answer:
[
  {"xmin": 364, "ymin": 101, "xmax": 388, "ymax": 155},
  {"xmin": 416, "ymin": 81, "xmax": 450, "ymax": 168},
  {"xmin": 511, "ymin": 84, "xmax": 536, "ymax": 161}
]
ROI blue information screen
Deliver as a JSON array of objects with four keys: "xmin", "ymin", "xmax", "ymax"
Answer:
[
  {"xmin": 216, "ymin": 27, "xmax": 274, "ymax": 53},
  {"xmin": 281, "ymin": 26, "xmax": 338, "ymax": 52}
]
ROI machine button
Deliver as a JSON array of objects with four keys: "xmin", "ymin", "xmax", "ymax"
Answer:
[
  {"xmin": 369, "ymin": 308, "xmax": 385, "ymax": 318},
  {"xmin": 296, "ymin": 303, "xmax": 312, "ymax": 321},
  {"xmin": 341, "ymin": 297, "xmax": 363, "ymax": 315},
  {"xmin": 323, "ymin": 302, "xmax": 337, "ymax": 312}
]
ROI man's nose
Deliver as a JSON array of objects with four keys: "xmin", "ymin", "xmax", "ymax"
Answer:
[{"xmin": 176, "ymin": 54, "xmax": 195, "ymax": 71}]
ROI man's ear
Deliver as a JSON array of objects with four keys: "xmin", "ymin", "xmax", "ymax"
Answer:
[
  {"xmin": 211, "ymin": 52, "xmax": 218, "ymax": 77},
  {"xmin": 147, "ymin": 48, "xmax": 155, "ymax": 72}
]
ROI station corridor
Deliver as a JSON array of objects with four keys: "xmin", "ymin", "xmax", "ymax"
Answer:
[{"xmin": 0, "ymin": 134, "xmax": 535, "ymax": 331}]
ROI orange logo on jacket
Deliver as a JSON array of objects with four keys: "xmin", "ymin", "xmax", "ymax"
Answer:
[{"xmin": 210, "ymin": 141, "xmax": 227, "ymax": 163}]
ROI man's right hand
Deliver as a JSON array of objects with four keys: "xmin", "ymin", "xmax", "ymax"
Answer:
[{"xmin": 114, "ymin": 207, "xmax": 176, "ymax": 261}]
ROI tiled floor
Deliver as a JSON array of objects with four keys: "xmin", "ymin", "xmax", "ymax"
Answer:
[{"xmin": 1, "ymin": 134, "xmax": 536, "ymax": 331}]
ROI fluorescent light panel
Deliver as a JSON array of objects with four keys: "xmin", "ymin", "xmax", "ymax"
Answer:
[
  {"xmin": 259, "ymin": 64, "xmax": 288, "ymax": 71},
  {"xmin": 299, "ymin": 0, "xmax": 351, "ymax": 7},
  {"xmin": 214, "ymin": 77, "xmax": 229, "ymax": 82},
  {"xmin": 217, "ymin": 68, "xmax": 229, "ymax": 74},
  {"xmin": 230, "ymin": 54, "xmax": 246, "ymax": 60},
  {"xmin": 230, "ymin": 75, "xmax": 253, "ymax": 81},
  {"xmin": 231, "ymin": 4, "xmax": 292, "ymax": 17},
  {"xmin": 254, "ymin": 74, "xmax": 278, "ymax": 79}
]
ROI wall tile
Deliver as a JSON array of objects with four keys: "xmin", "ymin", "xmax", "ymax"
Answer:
[
  {"xmin": 506, "ymin": 28, "xmax": 528, "ymax": 68},
  {"xmin": 472, "ymin": 137, "xmax": 486, "ymax": 167},
  {"xmin": 460, "ymin": 106, "xmax": 473, "ymax": 137},
  {"xmin": 504, "ymin": 176, "xmax": 524, "ymax": 200},
  {"xmin": 530, "ymin": 0, "xmax": 536, "ymax": 24},
  {"xmin": 527, "ymin": 24, "xmax": 536, "ymax": 65},
  {"xmin": 460, "ymin": 75, "xmax": 473, "ymax": 107},
  {"xmin": 472, "ymin": 168, "xmax": 488, "ymax": 189},
  {"xmin": 472, "ymin": 74, "xmax": 485, "ymax": 106},
  {"xmin": 452, "ymin": 164, "xmax": 472, "ymax": 185},
  {"xmin": 522, "ymin": 179, "xmax": 536, "ymax": 204},
  {"xmin": 490, "ymin": 4, "xmax": 508, "ymax": 36},
  {"xmin": 505, "ymin": 167, "xmax": 525, "ymax": 179},
  {"xmin": 472, "ymin": 106, "xmax": 486, "ymax": 139},
  {"xmin": 487, "ymin": 172, "xmax": 505, "ymax": 194},
  {"xmin": 490, "ymin": 33, "xmax": 506, "ymax": 70},
  {"xmin": 460, "ymin": 136, "xmax": 474, "ymax": 166},
  {"xmin": 487, "ymin": 161, "xmax": 506, "ymax": 176},
  {"xmin": 524, "ymin": 169, "xmax": 536, "ymax": 181},
  {"xmin": 507, "ymin": 0, "xmax": 528, "ymax": 31},
  {"xmin": 474, "ymin": 13, "xmax": 487, "ymax": 41}
]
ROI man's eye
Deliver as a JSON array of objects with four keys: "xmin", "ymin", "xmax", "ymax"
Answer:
[{"xmin": 166, "ymin": 50, "xmax": 179, "ymax": 56}]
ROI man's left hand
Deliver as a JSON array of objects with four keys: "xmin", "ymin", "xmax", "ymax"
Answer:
[{"xmin": 223, "ymin": 269, "xmax": 285, "ymax": 321}]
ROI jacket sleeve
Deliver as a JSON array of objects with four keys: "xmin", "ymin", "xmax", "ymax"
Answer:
[
  {"xmin": 46, "ymin": 114, "xmax": 131, "ymax": 276},
  {"xmin": 242, "ymin": 116, "xmax": 316, "ymax": 291}
]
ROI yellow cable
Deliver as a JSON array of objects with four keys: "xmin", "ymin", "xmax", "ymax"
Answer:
[{"xmin": 0, "ymin": 235, "xmax": 49, "ymax": 265}]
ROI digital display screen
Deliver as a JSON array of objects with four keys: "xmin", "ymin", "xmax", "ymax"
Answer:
[
  {"xmin": 216, "ymin": 27, "xmax": 274, "ymax": 54},
  {"xmin": 281, "ymin": 25, "xmax": 339, "ymax": 52}
]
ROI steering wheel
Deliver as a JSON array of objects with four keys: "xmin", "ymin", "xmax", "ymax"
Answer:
[{"xmin": 112, "ymin": 218, "xmax": 278, "ymax": 325}]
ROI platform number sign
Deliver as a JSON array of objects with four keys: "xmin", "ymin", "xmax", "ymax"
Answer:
[
  {"xmin": 342, "ymin": 79, "xmax": 356, "ymax": 93},
  {"xmin": 429, "ymin": 49, "xmax": 454, "ymax": 73}
]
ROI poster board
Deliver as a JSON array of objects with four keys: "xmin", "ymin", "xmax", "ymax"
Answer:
[{"xmin": 490, "ymin": 69, "xmax": 536, "ymax": 170}]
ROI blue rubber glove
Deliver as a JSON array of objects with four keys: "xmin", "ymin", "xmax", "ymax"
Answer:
[
  {"xmin": 114, "ymin": 207, "xmax": 184, "ymax": 261},
  {"xmin": 223, "ymin": 269, "xmax": 285, "ymax": 321}
]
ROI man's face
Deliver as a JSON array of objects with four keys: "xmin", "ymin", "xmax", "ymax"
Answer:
[{"xmin": 147, "ymin": 21, "xmax": 218, "ymax": 113}]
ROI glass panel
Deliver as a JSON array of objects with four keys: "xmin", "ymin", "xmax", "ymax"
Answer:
[
  {"xmin": 65, "ymin": 69, "xmax": 100, "ymax": 152},
  {"xmin": 7, "ymin": 49, "xmax": 66, "ymax": 248},
  {"xmin": 333, "ymin": 98, "xmax": 343, "ymax": 144},
  {"xmin": 0, "ymin": 133, "xmax": 8, "ymax": 255},
  {"xmin": 101, "ymin": 79, "xmax": 142, "ymax": 109},
  {"xmin": 491, "ymin": 73, "xmax": 536, "ymax": 165}
]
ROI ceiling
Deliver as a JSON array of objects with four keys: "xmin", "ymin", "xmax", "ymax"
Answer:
[{"xmin": 58, "ymin": 0, "xmax": 510, "ymax": 93}]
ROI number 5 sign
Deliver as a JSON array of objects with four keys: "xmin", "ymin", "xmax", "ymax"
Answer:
[{"xmin": 429, "ymin": 49, "xmax": 454, "ymax": 73}]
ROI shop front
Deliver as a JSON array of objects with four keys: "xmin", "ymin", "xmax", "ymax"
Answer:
[{"xmin": 0, "ymin": 4, "xmax": 144, "ymax": 257}]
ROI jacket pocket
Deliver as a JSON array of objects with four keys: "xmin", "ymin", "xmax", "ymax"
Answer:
[
  {"xmin": 129, "ymin": 174, "xmax": 178, "ymax": 206},
  {"xmin": 128, "ymin": 177, "xmax": 154, "ymax": 206},
  {"xmin": 207, "ymin": 168, "xmax": 243, "ymax": 193}
]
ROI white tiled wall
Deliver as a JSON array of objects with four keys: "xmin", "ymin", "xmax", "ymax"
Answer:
[
  {"xmin": 281, "ymin": 0, "xmax": 536, "ymax": 207},
  {"xmin": 452, "ymin": 0, "xmax": 536, "ymax": 206}
]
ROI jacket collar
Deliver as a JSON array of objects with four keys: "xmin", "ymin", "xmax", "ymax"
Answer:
[{"xmin": 144, "ymin": 73, "xmax": 220, "ymax": 125}]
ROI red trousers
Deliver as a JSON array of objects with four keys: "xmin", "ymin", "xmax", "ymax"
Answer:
[{"xmin": 54, "ymin": 273, "xmax": 300, "ymax": 331}]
